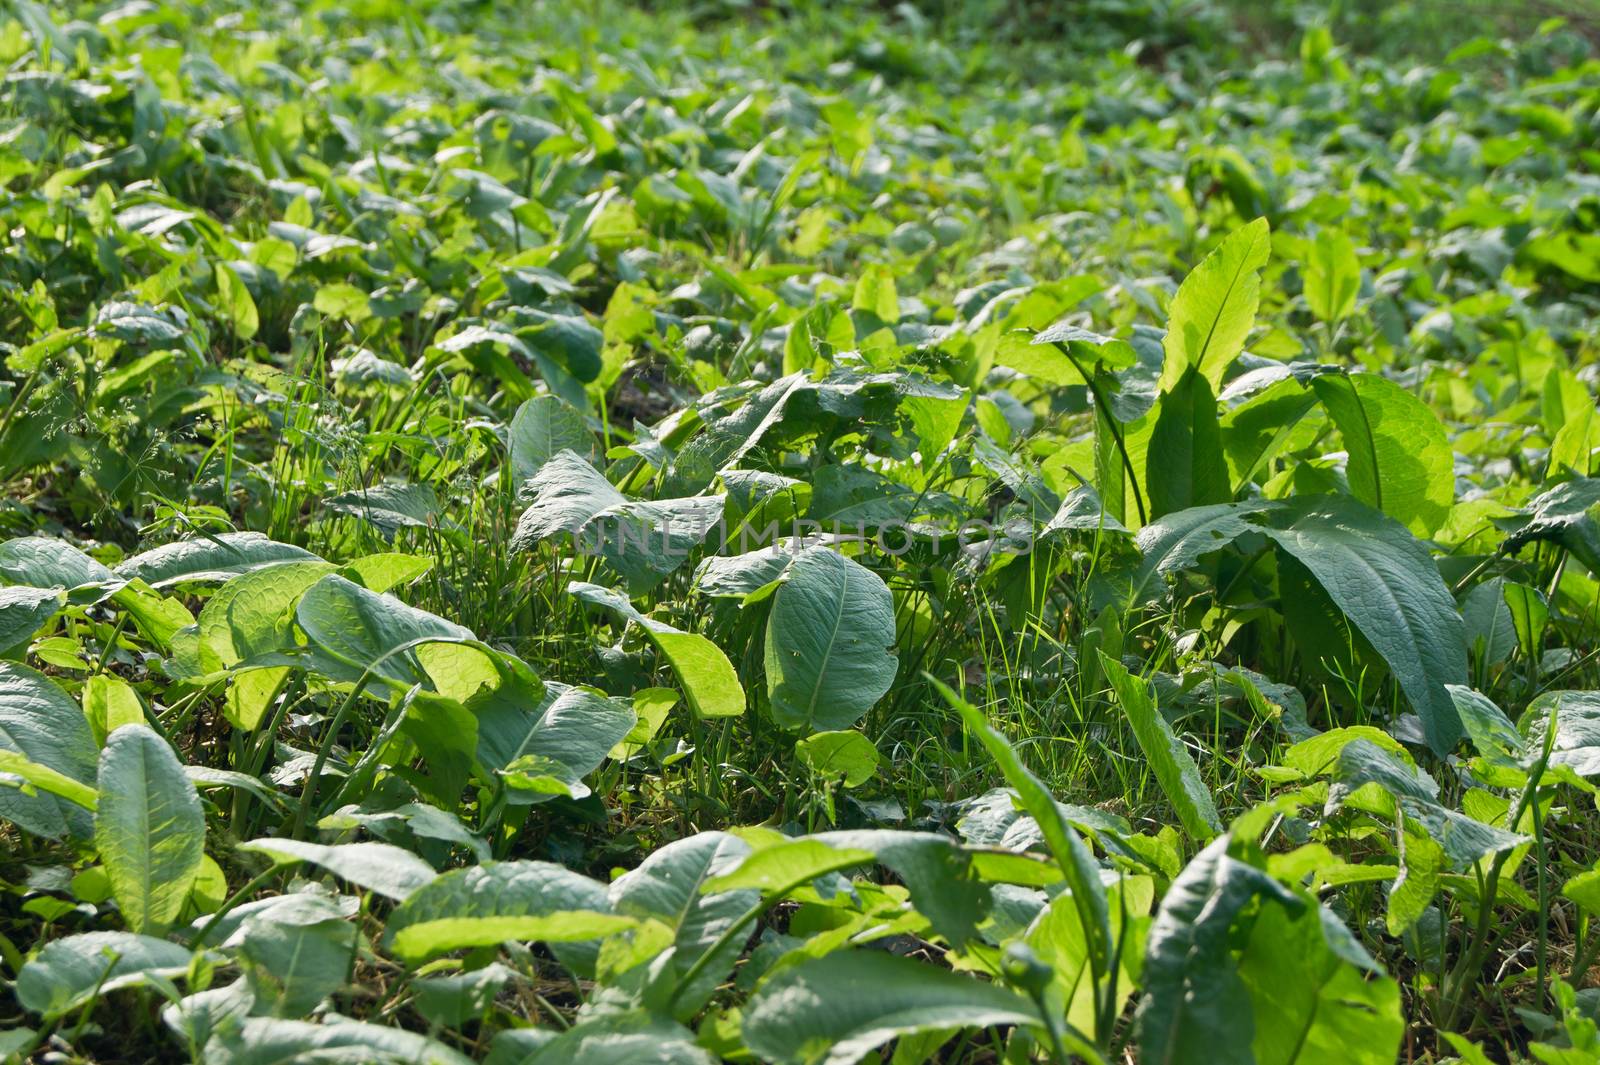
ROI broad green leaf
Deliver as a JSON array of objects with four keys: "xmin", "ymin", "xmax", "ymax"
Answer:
[
  {"xmin": 1219, "ymin": 666, "xmax": 1316, "ymax": 741},
  {"xmin": 1547, "ymin": 371, "xmax": 1600, "ymax": 477},
  {"xmin": 902, "ymin": 391, "xmax": 968, "ymax": 469},
  {"xmin": 92, "ymin": 301, "xmax": 185, "ymax": 345},
  {"xmin": 111, "ymin": 580, "xmax": 195, "ymax": 652},
  {"xmin": 407, "ymin": 641, "xmax": 544, "ymax": 777},
  {"xmin": 8, "ymin": 325, "xmax": 84, "ymax": 373},
  {"xmin": 1218, "ymin": 375, "xmax": 1321, "ymax": 492},
  {"xmin": 815, "ymin": 830, "xmax": 993, "ymax": 947},
  {"xmin": 1503, "ymin": 580, "xmax": 1550, "ymax": 662},
  {"xmin": 94, "ymin": 725, "xmax": 205, "ymax": 935},
  {"xmin": 1027, "ymin": 875, "xmax": 1152, "ymax": 1040},
  {"xmin": 580, "ymin": 495, "xmax": 726, "ymax": 588},
  {"xmin": 701, "ymin": 837, "xmax": 875, "ymax": 895},
  {"xmin": 216, "ymin": 262, "xmax": 260, "ymax": 339},
  {"xmin": 1147, "ymin": 366, "xmax": 1230, "ymax": 519},
  {"xmin": 510, "ymin": 395, "xmax": 596, "ymax": 484},
  {"xmin": 1311, "ymin": 372, "xmax": 1453, "ymax": 537},
  {"xmin": 523, "ymin": 309, "xmax": 604, "ymax": 384},
  {"xmin": 294, "ymin": 573, "xmax": 475, "ymax": 688},
  {"xmin": 1100, "ymin": 655, "xmax": 1221, "ymax": 841},
  {"xmin": 721, "ymin": 469, "xmax": 811, "ymax": 526},
  {"xmin": 1562, "ymin": 866, "xmax": 1600, "ymax": 918},
  {"xmin": 610, "ymin": 831, "xmax": 756, "ymax": 1016},
  {"xmin": 1136, "ymin": 836, "xmax": 1302, "ymax": 1065},
  {"xmin": 568, "ymin": 581, "xmax": 746, "ymax": 718},
  {"xmin": 648, "ymin": 627, "xmax": 746, "ymax": 718},
  {"xmin": 1387, "ymin": 830, "xmax": 1444, "ymax": 937},
  {"xmin": 506, "ymin": 1014, "xmax": 715, "ymax": 1065},
  {"xmin": 232, "ymin": 909, "xmax": 356, "ymax": 1018},
  {"xmin": 1280, "ymin": 726, "xmax": 1408, "ymax": 778},
  {"xmin": 852, "ymin": 263, "xmax": 899, "ymax": 324},
  {"xmin": 1448, "ymin": 685, "xmax": 1525, "ymax": 770},
  {"xmin": 341, "ymin": 552, "xmax": 432, "ymax": 593},
  {"xmin": 193, "ymin": 853, "xmax": 228, "ymax": 915},
  {"xmin": 223, "ymin": 668, "xmax": 291, "ymax": 732},
  {"xmin": 742, "ymin": 950, "xmax": 1041, "ymax": 1065},
  {"xmin": 668, "ymin": 374, "xmax": 810, "ymax": 492},
  {"xmin": 198, "ymin": 560, "xmax": 336, "ymax": 672},
  {"xmin": 1237, "ymin": 901, "xmax": 1403, "ymax": 1065},
  {"xmin": 1522, "ymin": 691, "xmax": 1600, "ymax": 778},
  {"xmin": 1497, "ymin": 476, "xmax": 1600, "ymax": 577},
  {"xmin": 384, "ymin": 861, "xmax": 630, "ymax": 964},
  {"xmin": 1144, "ymin": 498, "xmax": 1467, "ymax": 754},
  {"xmin": 611, "ymin": 688, "xmax": 677, "ymax": 759},
  {"xmin": 956, "ymin": 786, "xmax": 1132, "ymax": 850},
  {"xmin": 784, "ymin": 304, "xmax": 834, "ymax": 374},
  {"xmin": 808, "ymin": 465, "xmax": 920, "ymax": 528},
  {"xmin": 15, "ymin": 932, "xmax": 193, "ymax": 1019},
  {"xmin": 318, "ymin": 801, "xmax": 487, "ymax": 861},
  {"xmin": 0, "ymin": 585, "xmax": 63, "ymax": 652},
  {"xmin": 187, "ymin": 766, "xmax": 287, "ymax": 812},
  {"xmin": 209, "ymin": 1018, "xmax": 473, "ymax": 1065},
  {"xmin": 190, "ymin": 890, "xmax": 351, "ymax": 950},
  {"xmin": 0, "ymin": 662, "xmax": 98, "ymax": 839},
  {"xmin": 1460, "ymin": 578, "xmax": 1516, "ymax": 667},
  {"xmin": 412, "ymin": 962, "xmax": 512, "ymax": 1029},
  {"xmin": 314, "ymin": 281, "xmax": 371, "ymax": 321},
  {"xmin": 795, "ymin": 730, "xmax": 879, "ymax": 787},
  {"xmin": 1159, "ymin": 218, "xmax": 1271, "ymax": 392},
  {"xmin": 81, "ymin": 674, "xmax": 146, "ymax": 746},
  {"xmin": 513, "ymin": 451, "xmax": 724, "ymax": 587},
  {"xmin": 1303, "ymin": 229, "xmax": 1361, "ymax": 323},
  {"xmin": 334, "ymin": 348, "xmax": 415, "ymax": 389},
  {"xmin": 476, "ymin": 681, "xmax": 635, "ymax": 801},
  {"xmin": 971, "ymin": 436, "xmax": 1058, "ymax": 520},
  {"xmin": 579, "ymin": 575, "xmax": 745, "ymax": 716},
  {"xmin": 115, "ymin": 533, "xmax": 319, "ymax": 588},
  {"xmin": 0, "ymin": 536, "xmax": 114, "ymax": 593},
  {"xmin": 326, "ymin": 483, "xmax": 451, "ymax": 538},
  {"xmin": 1022, "ymin": 323, "xmax": 1139, "ymax": 383},
  {"xmin": 764, "ymin": 547, "xmax": 897, "ymax": 732},
  {"xmin": 1130, "ymin": 498, "xmax": 1277, "ymax": 600},
  {"xmin": 0, "ymin": 749, "xmax": 98, "ymax": 811},
  {"xmin": 1543, "ymin": 367, "xmax": 1594, "ymax": 440},
  {"xmin": 238, "ymin": 838, "xmax": 437, "ymax": 901},
  {"xmin": 1255, "ymin": 495, "xmax": 1467, "ymax": 754},
  {"xmin": 1041, "ymin": 484, "xmax": 1128, "ymax": 537},
  {"xmin": 1329, "ymin": 739, "xmax": 1527, "ymax": 866},
  {"xmin": 693, "ymin": 546, "xmax": 796, "ymax": 598}
]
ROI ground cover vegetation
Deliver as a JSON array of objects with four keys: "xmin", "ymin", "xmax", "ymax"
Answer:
[{"xmin": 1, "ymin": 0, "xmax": 1600, "ymax": 1061}]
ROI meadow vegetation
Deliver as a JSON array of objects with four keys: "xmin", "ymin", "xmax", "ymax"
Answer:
[{"xmin": 1, "ymin": 1, "xmax": 1600, "ymax": 1061}]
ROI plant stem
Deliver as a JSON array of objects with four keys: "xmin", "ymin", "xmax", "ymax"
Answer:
[
  {"xmin": 291, "ymin": 675, "xmax": 374, "ymax": 839},
  {"xmin": 190, "ymin": 865, "xmax": 285, "ymax": 949}
]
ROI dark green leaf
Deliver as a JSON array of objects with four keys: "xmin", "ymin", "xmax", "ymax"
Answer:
[
  {"xmin": 0, "ymin": 662, "xmax": 98, "ymax": 840},
  {"xmin": 742, "ymin": 950, "xmax": 1041, "ymax": 1065},
  {"xmin": 16, "ymin": 932, "xmax": 193, "ymax": 1020},
  {"xmin": 764, "ymin": 547, "xmax": 897, "ymax": 732},
  {"xmin": 1147, "ymin": 366, "xmax": 1230, "ymax": 520},
  {"xmin": 1137, "ymin": 836, "xmax": 1301, "ymax": 1065}
]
